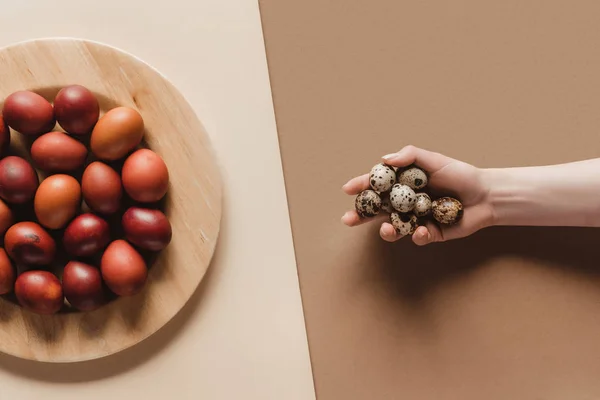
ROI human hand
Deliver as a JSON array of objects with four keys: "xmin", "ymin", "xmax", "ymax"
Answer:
[{"xmin": 341, "ymin": 145, "xmax": 495, "ymax": 245}]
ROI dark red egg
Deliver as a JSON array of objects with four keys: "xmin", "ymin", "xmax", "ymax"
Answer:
[
  {"xmin": 4, "ymin": 222, "xmax": 56, "ymax": 266},
  {"xmin": 0, "ymin": 114, "xmax": 11, "ymax": 155},
  {"xmin": 62, "ymin": 261, "xmax": 105, "ymax": 312},
  {"xmin": 2, "ymin": 90, "xmax": 55, "ymax": 136},
  {"xmin": 0, "ymin": 156, "xmax": 39, "ymax": 203},
  {"xmin": 15, "ymin": 270, "xmax": 63, "ymax": 315},
  {"xmin": 54, "ymin": 85, "xmax": 100, "ymax": 135},
  {"xmin": 63, "ymin": 213, "xmax": 110, "ymax": 257},
  {"xmin": 122, "ymin": 207, "xmax": 172, "ymax": 251},
  {"xmin": 0, "ymin": 249, "xmax": 15, "ymax": 295}
]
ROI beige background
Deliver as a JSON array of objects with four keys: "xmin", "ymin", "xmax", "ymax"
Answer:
[
  {"xmin": 261, "ymin": 1, "xmax": 600, "ymax": 399},
  {"xmin": 0, "ymin": 1, "xmax": 315, "ymax": 400}
]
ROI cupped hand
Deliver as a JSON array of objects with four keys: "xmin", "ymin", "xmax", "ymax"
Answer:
[{"xmin": 341, "ymin": 145, "xmax": 495, "ymax": 245}]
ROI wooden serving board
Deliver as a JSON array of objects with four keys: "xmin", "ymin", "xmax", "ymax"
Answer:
[{"xmin": 0, "ymin": 38, "xmax": 222, "ymax": 362}]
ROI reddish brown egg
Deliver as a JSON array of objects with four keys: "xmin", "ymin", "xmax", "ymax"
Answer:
[
  {"xmin": 0, "ymin": 156, "xmax": 39, "ymax": 203},
  {"xmin": 4, "ymin": 222, "xmax": 56, "ymax": 265},
  {"xmin": 0, "ymin": 198, "xmax": 13, "ymax": 236},
  {"xmin": 0, "ymin": 249, "xmax": 15, "ymax": 295},
  {"xmin": 122, "ymin": 207, "xmax": 172, "ymax": 251},
  {"xmin": 2, "ymin": 90, "xmax": 55, "ymax": 136},
  {"xmin": 90, "ymin": 107, "xmax": 144, "ymax": 161},
  {"xmin": 0, "ymin": 114, "xmax": 11, "ymax": 155},
  {"xmin": 81, "ymin": 161, "xmax": 122, "ymax": 214},
  {"xmin": 101, "ymin": 240, "xmax": 147, "ymax": 296},
  {"xmin": 34, "ymin": 174, "xmax": 81, "ymax": 230},
  {"xmin": 62, "ymin": 261, "xmax": 105, "ymax": 311},
  {"xmin": 30, "ymin": 131, "xmax": 87, "ymax": 172},
  {"xmin": 63, "ymin": 213, "xmax": 110, "ymax": 257},
  {"xmin": 54, "ymin": 85, "xmax": 100, "ymax": 135},
  {"xmin": 15, "ymin": 270, "xmax": 63, "ymax": 315},
  {"xmin": 122, "ymin": 149, "xmax": 169, "ymax": 203}
]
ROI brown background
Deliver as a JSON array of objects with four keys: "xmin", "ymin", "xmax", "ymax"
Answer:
[{"xmin": 260, "ymin": 1, "xmax": 600, "ymax": 399}]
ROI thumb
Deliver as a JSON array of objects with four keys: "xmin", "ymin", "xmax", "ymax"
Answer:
[{"xmin": 382, "ymin": 145, "xmax": 451, "ymax": 173}]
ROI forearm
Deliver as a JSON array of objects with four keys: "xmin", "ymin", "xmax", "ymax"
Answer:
[{"xmin": 484, "ymin": 158, "xmax": 600, "ymax": 227}]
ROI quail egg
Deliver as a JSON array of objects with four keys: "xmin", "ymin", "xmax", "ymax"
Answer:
[
  {"xmin": 380, "ymin": 193, "xmax": 394, "ymax": 213},
  {"xmin": 389, "ymin": 184, "xmax": 416, "ymax": 213},
  {"xmin": 390, "ymin": 212, "xmax": 418, "ymax": 236},
  {"xmin": 355, "ymin": 189, "xmax": 382, "ymax": 218},
  {"xmin": 369, "ymin": 163, "xmax": 396, "ymax": 193},
  {"xmin": 398, "ymin": 167, "xmax": 428, "ymax": 190},
  {"xmin": 432, "ymin": 197, "xmax": 463, "ymax": 225},
  {"xmin": 414, "ymin": 193, "xmax": 432, "ymax": 217}
]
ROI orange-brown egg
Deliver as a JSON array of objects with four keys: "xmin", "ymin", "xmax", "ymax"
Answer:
[
  {"xmin": 122, "ymin": 149, "xmax": 169, "ymax": 203},
  {"xmin": 0, "ymin": 198, "xmax": 13, "ymax": 236},
  {"xmin": 81, "ymin": 161, "xmax": 122, "ymax": 214},
  {"xmin": 90, "ymin": 107, "xmax": 144, "ymax": 161},
  {"xmin": 34, "ymin": 174, "xmax": 81, "ymax": 229},
  {"xmin": 15, "ymin": 270, "xmax": 63, "ymax": 315},
  {"xmin": 101, "ymin": 240, "xmax": 147, "ymax": 296},
  {"xmin": 30, "ymin": 131, "xmax": 88, "ymax": 172}
]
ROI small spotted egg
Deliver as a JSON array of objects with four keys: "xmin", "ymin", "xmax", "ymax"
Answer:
[
  {"xmin": 380, "ymin": 193, "xmax": 394, "ymax": 213},
  {"xmin": 389, "ymin": 183, "xmax": 416, "ymax": 213},
  {"xmin": 355, "ymin": 189, "xmax": 382, "ymax": 218},
  {"xmin": 398, "ymin": 167, "xmax": 428, "ymax": 190},
  {"xmin": 390, "ymin": 212, "xmax": 418, "ymax": 236},
  {"xmin": 414, "ymin": 193, "xmax": 432, "ymax": 217},
  {"xmin": 369, "ymin": 163, "xmax": 396, "ymax": 193},
  {"xmin": 432, "ymin": 197, "xmax": 463, "ymax": 225}
]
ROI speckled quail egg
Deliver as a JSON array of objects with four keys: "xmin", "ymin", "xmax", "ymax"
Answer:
[
  {"xmin": 380, "ymin": 193, "xmax": 394, "ymax": 213},
  {"xmin": 432, "ymin": 197, "xmax": 463, "ymax": 225},
  {"xmin": 355, "ymin": 189, "xmax": 382, "ymax": 218},
  {"xmin": 414, "ymin": 193, "xmax": 432, "ymax": 217},
  {"xmin": 369, "ymin": 163, "xmax": 396, "ymax": 193},
  {"xmin": 390, "ymin": 212, "xmax": 418, "ymax": 236},
  {"xmin": 398, "ymin": 167, "xmax": 428, "ymax": 190},
  {"xmin": 389, "ymin": 184, "xmax": 416, "ymax": 213}
]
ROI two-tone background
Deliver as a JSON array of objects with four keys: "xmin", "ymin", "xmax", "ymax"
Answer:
[{"xmin": 3, "ymin": 1, "xmax": 600, "ymax": 399}]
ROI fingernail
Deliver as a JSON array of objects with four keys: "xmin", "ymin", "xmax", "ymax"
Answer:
[
  {"xmin": 341, "ymin": 211, "xmax": 352, "ymax": 224},
  {"xmin": 382, "ymin": 153, "xmax": 397, "ymax": 161},
  {"xmin": 422, "ymin": 231, "xmax": 432, "ymax": 243}
]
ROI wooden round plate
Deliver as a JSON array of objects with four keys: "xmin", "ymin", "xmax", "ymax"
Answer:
[{"xmin": 0, "ymin": 38, "xmax": 222, "ymax": 362}]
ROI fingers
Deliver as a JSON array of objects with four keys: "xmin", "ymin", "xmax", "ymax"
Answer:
[
  {"xmin": 437, "ymin": 204, "xmax": 490, "ymax": 242},
  {"xmin": 380, "ymin": 221, "xmax": 438, "ymax": 243},
  {"xmin": 380, "ymin": 222, "xmax": 402, "ymax": 242},
  {"xmin": 342, "ymin": 173, "xmax": 370, "ymax": 195},
  {"xmin": 412, "ymin": 205, "xmax": 490, "ymax": 245},
  {"xmin": 382, "ymin": 145, "xmax": 451, "ymax": 173},
  {"xmin": 412, "ymin": 222, "xmax": 443, "ymax": 246},
  {"xmin": 343, "ymin": 144, "xmax": 453, "ymax": 194},
  {"xmin": 341, "ymin": 210, "xmax": 388, "ymax": 227}
]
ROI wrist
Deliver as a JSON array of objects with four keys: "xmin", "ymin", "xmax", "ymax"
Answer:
[
  {"xmin": 480, "ymin": 161, "xmax": 600, "ymax": 228},
  {"xmin": 480, "ymin": 167, "xmax": 529, "ymax": 227}
]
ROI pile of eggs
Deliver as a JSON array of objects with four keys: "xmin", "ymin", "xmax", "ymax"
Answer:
[
  {"xmin": 355, "ymin": 163, "xmax": 463, "ymax": 235},
  {"xmin": 0, "ymin": 85, "xmax": 171, "ymax": 315}
]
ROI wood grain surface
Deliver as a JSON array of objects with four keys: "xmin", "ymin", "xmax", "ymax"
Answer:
[{"xmin": 0, "ymin": 38, "xmax": 222, "ymax": 362}]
